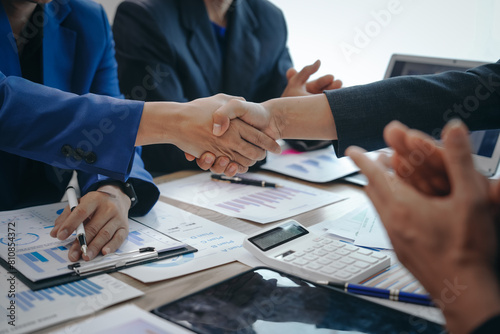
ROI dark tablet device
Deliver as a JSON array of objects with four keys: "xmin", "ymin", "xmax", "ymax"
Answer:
[{"xmin": 153, "ymin": 267, "xmax": 446, "ymax": 334}]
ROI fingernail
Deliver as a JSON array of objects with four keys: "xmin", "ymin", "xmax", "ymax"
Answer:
[
  {"xmin": 219, "ymin": 159, "xmax": 229, "ymax": 167},
  {"xmin": 228, "ymin": 165, "xmax": 237, "ymax": 174},
  {"xmin": 448, "ymin": 118, "xmax": 463, "ymax": 128},
  {"xmin": 57, "ymin": 229, "xmax": 69, "ymax": 240},
  {"xmin": 213, "ymin": 123, "xmax": 222, "ymax": 136},
  {"xmin": 204, "ymin": 155, "xmax": 214, "ymax": 164},
  {"xmin": 86, "ymin": 250, "xmax": 93, "ymax": 260},
  {"xmin": 102, "ymin": 247, "xmax": 110, "ymax": 255}
]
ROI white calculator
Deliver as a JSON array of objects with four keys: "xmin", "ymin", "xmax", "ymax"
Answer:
[{"xmin": 243, "ymin": 220, "xmax": 390, "ymax": 283}]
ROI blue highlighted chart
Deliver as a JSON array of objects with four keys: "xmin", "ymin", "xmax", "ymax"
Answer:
[
  {"xmin": 7, "ymin": 278, "xmax": 103, "ymax": 312},
  {"xmin": 17, "ymin": 245, "xmax": 69, "ymax": 273}
]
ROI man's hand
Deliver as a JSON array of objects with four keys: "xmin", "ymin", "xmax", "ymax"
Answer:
[
  {"xmin": 147, "ymin": 94, "xmax": 280, "ymax": 174},
  {"xmin": 347, "ymin": 120, "xmax": 500, "ymax": 334},
  {"xmin": 281, "ymin": 60, "xmax": 342, "ymax": 97},
  {"xmin": 50, "ymin": 184, "xmax": 131, "ymax": 261},
  {"xmin": 384, "ymin": 120, "xmax": 450, "ymax": 196}
]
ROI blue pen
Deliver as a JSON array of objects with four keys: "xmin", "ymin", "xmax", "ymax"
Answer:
[{"xmin": 318, "ymin": 281, "xmax": 434, "ymax": 307}]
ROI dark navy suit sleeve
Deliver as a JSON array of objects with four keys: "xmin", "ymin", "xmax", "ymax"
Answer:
[
  {"xmin": 471, "ymin": 314, "xmax": 500, "ymax": 334},
  {"xmin": 0, "ymin": 72, "xmax": 143, "ymax": 181},
  {"xmin": 76, "ymin": 4, "xmax": 159, "ymax": 216},
  {"xmin": 325, "ymin": 61, "xmax": 500, "ymax": 156}
]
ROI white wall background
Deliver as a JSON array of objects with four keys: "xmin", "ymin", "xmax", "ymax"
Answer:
[{"xmin": 97, "ymin": 0, "xmax": 500, "ymax": 87}]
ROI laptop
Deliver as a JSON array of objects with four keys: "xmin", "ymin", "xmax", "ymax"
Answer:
[
  {"xmin": 345, "ymin": 54, "xmax": 500, "ymax": 186},
  {"xmin": 384, "ymin": 54, "xmax": 500, "ymax": 177}
]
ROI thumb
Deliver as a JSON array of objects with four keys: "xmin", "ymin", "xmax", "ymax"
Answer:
[
  {"xmin": 212, "ymin": 99, "xmax": 248, "ymax": 136},
  {"xmin": 441, "ymin": 119, "xmax": 475, "ymax": 193},
  {"xmin": 286, "ymin": 67, "xmax": 297, "ymax": 80}
]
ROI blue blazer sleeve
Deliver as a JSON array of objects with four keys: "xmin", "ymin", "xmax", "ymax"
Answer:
[
  {"xmin": 0, "ymin": 72, "xmax": 144, "ymax": 181},
  {"xmin": 325, "ymin": 61, "xmax": 500, "ymax": 156}
]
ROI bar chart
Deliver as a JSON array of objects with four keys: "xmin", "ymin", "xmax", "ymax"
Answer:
[
  {"xmin": 0, "ymin": 266, "xmax": 143, "ymax": 334},
  {"xmin": 262, "ymin": 145, "xmax": 360, "ymax": 182},
  {"xmin": 159, "ymin": 173, "xmax": 346, "ymax": 224}
]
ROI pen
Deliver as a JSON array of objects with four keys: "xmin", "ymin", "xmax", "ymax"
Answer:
[
  {"xmin": 211, "ymin": 174, "xmax": 282, "ymax": 188},
  {"xmin": 65, "ymin": 186, "xmax": 88, "ymax": 257},
  {"xmin": 318, "ymin": 281, "xmax": 434, "ymax": 307}
]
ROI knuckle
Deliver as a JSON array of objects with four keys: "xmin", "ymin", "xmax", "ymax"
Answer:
[
  {"xmin": 99, "ymin": 228, "xmax": 113, "ymax": 241},
  {"xmin": 85, "ymin": 224, "xmax": 100, "ymax": 238}
]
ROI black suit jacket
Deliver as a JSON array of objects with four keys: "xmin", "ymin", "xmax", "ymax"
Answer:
[
  {"xmin": 113, "ymin": 0, "xmax": 293, "ymax": 174},
  {"xmin": 325, "ymin": 61, "xmax": 500, "ymax": 156}
]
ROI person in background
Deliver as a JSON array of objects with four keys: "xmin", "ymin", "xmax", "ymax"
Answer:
[
  {"xmin": 113, "ymin": 0, "xmax": 341, "ymax": 176},
  {"xmin": 0, "ymin": 0, "xmax": 279, "ymax": 261}
]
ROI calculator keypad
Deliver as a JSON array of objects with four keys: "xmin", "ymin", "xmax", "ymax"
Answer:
[{"xmin": 280, "ymin": 237, "xmax": 389, "ymax": 283}]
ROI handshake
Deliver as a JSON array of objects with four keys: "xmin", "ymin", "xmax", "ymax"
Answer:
[{"xmin": 136, "ymin": 93, "xmax": 337, "ymax": 176}]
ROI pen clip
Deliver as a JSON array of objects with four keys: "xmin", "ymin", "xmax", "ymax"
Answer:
[{"xmin": 68, "ymin": 247, "xmax": 158, "ymax": 275}]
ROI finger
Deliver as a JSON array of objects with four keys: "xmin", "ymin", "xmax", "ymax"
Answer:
[
  {"xmin": 224, "ymin": 162, "xmax": 240, "ymax": 177},
  {"xmin": 405, "ymin": 130, "xmax": 443, "ymax": 172},
  {"xmin": 55, "ymin": 201, "xmax": 97, "ymax": 241},
  {"xmin": 314, "ymin": 79, "xmax": 343, "ymax": 92},
  {"xmin": 51, "ymin": 205, "xmax": 71, "ymax": 237},
  {"xmin": 195, "ymin": 152, "xmax": 216, "ymax": 170},
  {"xmin": 291, "ymin": 60, "xmax": 321, "ymax": 85},
  {"xmin": 286, "ymin": 67, "xmax": 297, "ymax": 81},
  {"xmin": 236, "ymin": 119, "xmax": 281, "ymax": 154},
  {"xmin": 185, "ymin": 152, "xmax": 196, "ymax": 161},
  {"xmin": 237, "ymin": 164, "xmax": 249, "ymax": 174},
  {"xmin": 384, "ymin": 121, "xmax": 411, "ymax": 154},
  {"xmin": 83, "ymin": 215, "xmax": 115, "ymax": 261},
  {"xmin": 305, "ymin": 74, "xmax": 334, "ymax": 94},
  {"xmin": 440, "ymin": 119, "xmax": 476, "ymax": 192},
  {"xmin": 376, "ymin": 152, "xmax": 392, "ymax": 169},
  {"xmin": 68, "ymin": 240, "xmax": 83, "ymax": 262},
  {"xmin": 209, "ymin": 157, "xmax": 230, "ymax": 174},
  {"xmin": 101, "ymin": 226, "xmax": 129, "ymax": 256}
]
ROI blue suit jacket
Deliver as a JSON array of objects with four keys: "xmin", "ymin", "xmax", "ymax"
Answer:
[
  {"xmin": 325, "ymin": 61, "xmax": 500, "ymax": 156},
  {"xmin": 0, "ymin": 0, "xmax": 159, "ymax": 214},
  {"xmin": 113, "ymin": 0, "xmax": 293, "ymax": 174}
]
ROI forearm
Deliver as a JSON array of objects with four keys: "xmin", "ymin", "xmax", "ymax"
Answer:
[{"xmin": 264, "ymin": 94, "xmax": 337, "ymax": 140}]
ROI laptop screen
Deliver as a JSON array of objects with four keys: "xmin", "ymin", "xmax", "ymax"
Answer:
[{"xmin": 385, "ymin": 54, "xmax": 500, "ymax": 174}]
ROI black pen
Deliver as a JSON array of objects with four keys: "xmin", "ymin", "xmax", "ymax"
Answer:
[
  {"xmin": 66, "ymin": 186, "xmax": 88, "ymax": 257},
  {"xmin": 211, "ymin": 174, "xmax": 282, "ymax": 188},
  {"xmin": 318, "ymin": 281, "xmax": 434, "ymax": 307}
]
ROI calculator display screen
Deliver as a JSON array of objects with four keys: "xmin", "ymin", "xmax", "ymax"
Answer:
[{"xmin": 248, "ymin": 221, "xmax": 308, "ymax": 251}]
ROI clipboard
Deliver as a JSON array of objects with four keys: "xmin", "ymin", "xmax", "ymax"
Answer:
[
  {"xmin": 0, "ymin": 202, "xmax": 197, "ymax": 291},
  {"xmin": 0, "ymin": 244, "xmax": 197, "ymax": 291}
]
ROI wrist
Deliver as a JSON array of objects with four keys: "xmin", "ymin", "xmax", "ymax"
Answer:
[
  {"xmin": 268, "ymin": 95, "xmax": 336, "ymax": 140},
  {"xmin": 136, "ymin": 102, "xmax": 181, "ymax": 146},
  {"xmin": 97, "ymin": 181, "xmax": 136, "ymax": 210},
  {"xmin": 438, "ymin": 267, "xmax": 500, "ymax": 334}
]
